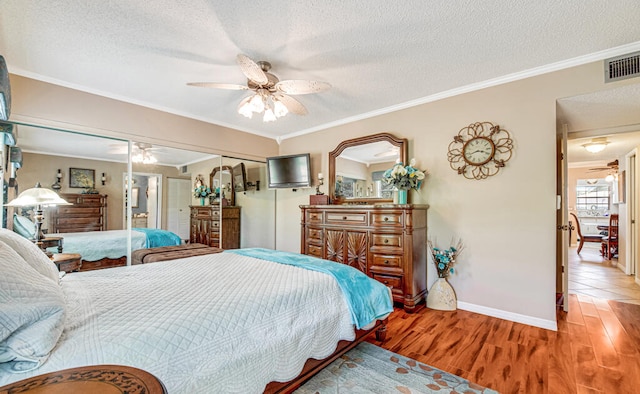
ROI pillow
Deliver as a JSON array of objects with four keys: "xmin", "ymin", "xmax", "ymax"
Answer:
[
  {"xmin": 12, "ymin": 214, "xmax": 36, "ymax": 239},
  {"xmin": 0, "ymin": 229, "xmax": 59, "ymax": 283},
  {"xmin": 0, "ymin": 241, "xmax": 66, "ymax": 373}
]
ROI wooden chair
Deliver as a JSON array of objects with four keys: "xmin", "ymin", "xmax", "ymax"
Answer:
[
  {"xmin": 569, "ymin": 213, "xmax": 603, "ymax": 254},
  {"xmin": 601, "ymin": 214, "xmax": 619, "ymax": 259}
]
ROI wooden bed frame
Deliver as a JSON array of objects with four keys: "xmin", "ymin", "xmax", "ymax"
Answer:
[
  {"xmin": 265, "ymin": 319, "xmax": 387, "ymax": 393},
  {"xmin": 79, "ymin": 256, "xmax": 127, "ymax": 271}
]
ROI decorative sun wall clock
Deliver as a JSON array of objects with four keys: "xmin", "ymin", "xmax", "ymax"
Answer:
[{"xmin": 447, "ymin": 122, "xmax": 513, "ymax": 180}]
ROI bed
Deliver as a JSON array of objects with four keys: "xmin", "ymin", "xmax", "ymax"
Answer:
[
  {"xmin": 0, "ymin": 229, "xmax": 392, "ymax": 393},
  {"xmin": 46, "ymin": 228, "xmax": 182, "ymax": 270}
]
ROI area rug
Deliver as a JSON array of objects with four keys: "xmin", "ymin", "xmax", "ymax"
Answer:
[{"xmin": 294, "ymin": 342, "xmax": 498, "ymax": 393}]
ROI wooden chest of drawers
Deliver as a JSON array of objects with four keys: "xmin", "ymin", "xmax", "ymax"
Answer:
[
  {"xmin": 51, "ymin": 194, "xmax": 107, "ymax": 233},
  {"xmin": 300, "ymin": 204, "xmax": 428, "ymax": 312},
  {"xmin": 189, "ymin": 205, "xmax": 240, "ymax": 249}
]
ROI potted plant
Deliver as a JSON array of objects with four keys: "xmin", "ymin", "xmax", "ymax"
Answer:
[
  {"xmin": 427, "ymin": 239, "xmax": 463, "ymax": 310},
  {"xmin": 382, "ymin": 158, "xmax": 427, "ymax": 204}
]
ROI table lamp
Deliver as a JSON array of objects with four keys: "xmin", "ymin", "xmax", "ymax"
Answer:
[{"xmin": 5, "ymin": 183, "xmax": 71, "ymax": 254}]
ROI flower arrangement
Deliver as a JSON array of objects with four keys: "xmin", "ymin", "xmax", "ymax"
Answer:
[
  {"xmin": 193, "ymin": 174, "xmax": 212, "ymax": 199},
  {"xmin": 427, "ymin": 239, "xmax": 464, "ymax": 278},
  {"xmin": 382, "ymin": 158, "xmax": 427, "ymax": 191}
]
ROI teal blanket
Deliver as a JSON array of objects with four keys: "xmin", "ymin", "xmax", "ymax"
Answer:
[
  {"xmin": 133, "ymin": 228, "xmax": 182, "ymax": 248},
  {"xmin": 225, "ymin": 248, "xmax": 393, "ymax": 329}
]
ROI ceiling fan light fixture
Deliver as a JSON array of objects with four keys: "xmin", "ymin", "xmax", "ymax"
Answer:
[
  {"xmin": 249, "ymin": 93, "xmax": 265, "ymax": 113},
  {"xmin": 273, "ymin": 99, "xmax": 288, "ymax": 118},
  {"xmin": 187, "ymin": 54, "xmax": 329, "ymax": 122},
  {"xmin": 263, "ymin": 107, "xmax": 277, "ymax": 122},
  {"xmin": 582, "ymin": 137, "xmax": 609, "ymax": 153},
  {"xmin": 238, "ymin": 102, "xmax": 253, "ymax": 118}
]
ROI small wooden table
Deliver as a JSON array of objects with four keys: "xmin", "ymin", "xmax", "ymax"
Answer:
[
  {"xmin": 51, "ymin": 253, "xmax": 82, "ymax": 272},
  {"xmin": 37, "ymin": 236, "xmax": 64, "ymax": 253},
  {"xmin": 0, "ymin": 364, "xmax": 167, "ymax": 393}
]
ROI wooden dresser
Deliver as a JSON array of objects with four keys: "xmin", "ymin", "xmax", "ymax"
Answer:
[
  {"xmin": 51, "ymin": 193, "xmax": 108, "ymax": 233},
  {"xmin": 189, "ymin": 205, "xmax": 241, "ymax": 249},
  {"xmin": 300, "ymin": 204, "xmax": 428, "ymax": 312}
]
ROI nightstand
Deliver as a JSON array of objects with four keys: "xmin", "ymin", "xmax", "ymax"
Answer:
[
  {"xmin": 37, "ymin": 236, "xmax": 64, "ymax": 253},
  {"xmin": 51, "ymin": 253, "xmax": 82, "ymax": 272}
]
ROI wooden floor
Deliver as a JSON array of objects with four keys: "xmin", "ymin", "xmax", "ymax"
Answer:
[{"xmin": 366, "ymin": 295, "xmax": 640, "ymax": 393}]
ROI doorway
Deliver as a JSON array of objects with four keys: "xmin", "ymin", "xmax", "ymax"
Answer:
[{"xmin": 123, "ymin": 172, "xmax": 163, "ymax": 229}]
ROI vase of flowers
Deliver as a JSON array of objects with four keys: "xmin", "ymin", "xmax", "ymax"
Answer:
[
  {"xmin": 193, "ymin": 174, "xmax": 212, "ymax": 206},
  {"xmin": 382, "ymin": 158, "xmax": 427, "ymax": 204},
  {"xmin": 426, "ymin": 239, "xmax": 463, "ymax": 311}
]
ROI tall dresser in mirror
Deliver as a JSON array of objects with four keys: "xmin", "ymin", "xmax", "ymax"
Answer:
[
  {"xmin": 51, "ymin": 193, "xmax": 108, "ymax": 233},
  {"xmin": 300, "ymin": 204, "xmax": 428, "ymax": 312},
  {"xmin": 189, "ymin": 205, "xmax": 240, "ymax": 249}
]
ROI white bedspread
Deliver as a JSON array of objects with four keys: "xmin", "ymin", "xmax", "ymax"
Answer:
[{"xmin": 0, "ymin": 253, "xmax": 356, "ymax": 393}]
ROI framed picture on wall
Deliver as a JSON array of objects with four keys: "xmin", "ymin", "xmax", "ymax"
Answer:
[
  {"xmin": 131, "ymin": 187, "xmax": 140, "ymax": 208},
  {"xmin": 69, "ymin": 168, "xmax": 95, "ymax": 188}
]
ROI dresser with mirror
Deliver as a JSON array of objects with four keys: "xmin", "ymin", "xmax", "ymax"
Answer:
[{"xmin": 301, "ymin": 133, "xmax": 428, "ymax": 312}]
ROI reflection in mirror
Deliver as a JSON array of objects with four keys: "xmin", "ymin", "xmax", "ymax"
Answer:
[
  {"xmin": 2, "ymin": 123, "xmax": 133, "ymax": 269},
  {"xmin": 222, "ymin": 157, "xmax": 274, "ymax": 249},
  {"xmin": 336, "ymin": 141, "xmax": 399, "ymax": 199},
  {"xmin": 1, "ymin": 122, "xmax": 276, "ymax": 272},
  {"xmin": 329, "ymin": 133, "xmax": 407, "ymax": 204},
  {"xmin": 185, "ymin": 155, "xmax": 274, "ymax": 249}
]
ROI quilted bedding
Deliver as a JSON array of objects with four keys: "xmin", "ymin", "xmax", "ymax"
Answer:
[{"xmin": 0, "ymin": 252, "xmax": 361, "ymax": 393}]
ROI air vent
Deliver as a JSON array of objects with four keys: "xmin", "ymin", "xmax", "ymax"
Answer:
[
  {"xmin": 605, "ymin": 51, "xmax": 640, "ymax": 83},
  {"xmin": 180, "ymin": 165, "xmax": 188, "ymax": 174}
]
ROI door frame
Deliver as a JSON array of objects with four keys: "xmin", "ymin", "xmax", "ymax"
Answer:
[{"xmin": 625, "ymin": 150, "xmax": 638, "ymax": 278}]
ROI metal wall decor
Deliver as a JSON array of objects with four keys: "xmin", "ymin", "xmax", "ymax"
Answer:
[{"xmin": 447, "ymin": 122, "xmax": 513, "ymax": 180}]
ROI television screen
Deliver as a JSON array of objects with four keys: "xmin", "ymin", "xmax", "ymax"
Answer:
[
  {"xmin": 267, "ymin": 153, "xmax": 311, "ymax": 189},
  {"xmin": 232, "ymin": 162, "xmax": 247, "ymax": 192}
]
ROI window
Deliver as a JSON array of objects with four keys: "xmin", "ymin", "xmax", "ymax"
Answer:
[{"xmin": 576, "ymin": 179, "xmax": 610, "ymax": 216}]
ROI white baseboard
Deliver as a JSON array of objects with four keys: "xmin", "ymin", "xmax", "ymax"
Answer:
[{"xmin": 456, "ymin": 301, "xmax": 558, "ymax": 331}]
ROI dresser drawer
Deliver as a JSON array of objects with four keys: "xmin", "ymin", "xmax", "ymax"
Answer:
[
  {"xmin": 372, "ymin": 273, "xmax": 403, "ymax": 295},
  {"xmin": 307, "ymin": 244, "xmax": 323, "ymax": 257},
  {"xmin": 326, "ymin": 212, "xmax": 368, "ymax": 226},
  {"xmin": 307, "ymin": 227, "xmax": 323, "ymax": 242},
  {"xmin": 56, "ymin": 207, "xmax": 102, "ymax": 216},
  {"xmin": 210, "ymin": 220, "xmax": 220, "ymax": 232},
  {"xmin": 370, "ymin": 253, "xmax": 403, "ymax": 270},
  {"xmin": 306, "ymin": 211, "xmax": 324, "ymax": 223},
  {"xmin": 371, "ymin": 212, "xmax": 403, "ymax": 227},
  {"xmin": 370, "ymin": 233, "xmax": 403, "ymax": 250},
  {"xmin": 191, "ymin": 207, "xmax": 221, "ymax": 219}
]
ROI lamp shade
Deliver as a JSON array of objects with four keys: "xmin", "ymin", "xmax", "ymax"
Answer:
[{"xmin": 5, "ymin": 183, "xmax": 71, "ymax": 207}]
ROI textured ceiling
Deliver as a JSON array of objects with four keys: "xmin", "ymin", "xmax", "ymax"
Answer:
[{"xmin": 2, "ymin": 1, "xmax": 640, "ymax": 141}]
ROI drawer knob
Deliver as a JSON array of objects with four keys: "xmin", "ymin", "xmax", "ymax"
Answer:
[
  {"xmin": 384, "ymin": 260, "xmax": 389, "ymax": 264},
  {"xmin": 383, "ymin": 280, "xmax": 389, "ymax": 284},
  {"xmin": 343, "ymin": 216, "xmax": 347, "ymax": 220},
  {"xmin": 384, "ymin": 239, "xmax": 389, "ymax": 244},
  {"xmin": 384, "ymin": 217, "xmax": 389, "ymax": 221}
]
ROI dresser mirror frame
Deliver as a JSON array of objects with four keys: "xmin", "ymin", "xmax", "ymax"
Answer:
[
  {"xmin": 329, "ymin": 132, "xmax": 408, "ymax": 204},
  {"xmin": 210, "ymin": 165, "xmax": 235, "ymax": 206}
]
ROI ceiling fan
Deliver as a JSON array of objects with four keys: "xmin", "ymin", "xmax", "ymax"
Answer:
[
  {"xmin": 187, "ymin": 54, "xmax": 331, "ymax": 122},
  {"xmin": 108, "ymin": 142, "xmax": 159, "ymax": 164},
  {"xmin": 587, "ymin": 159, "xmax": 619, "ymax": 172}
]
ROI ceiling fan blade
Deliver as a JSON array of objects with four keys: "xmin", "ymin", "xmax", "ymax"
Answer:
[
  {"xmin": 275, "ymin": 79, "xmax": 331, "ymax": 95},
  {"xmin": 187, "ymin": 82, "xmax": 249, "ymax": 90},
  {"xmin": 236, "ymin": 54, "xmax": 268, "ymax": 85},
  {"xmin": 274, "ymin": 93, "xmax": 308, "ymax": 116}
]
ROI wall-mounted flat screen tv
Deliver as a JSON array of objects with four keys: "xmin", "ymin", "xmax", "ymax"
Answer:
[{"xmin": 266, "ymin": 153, "xmax": 311, "ymax": 189}]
